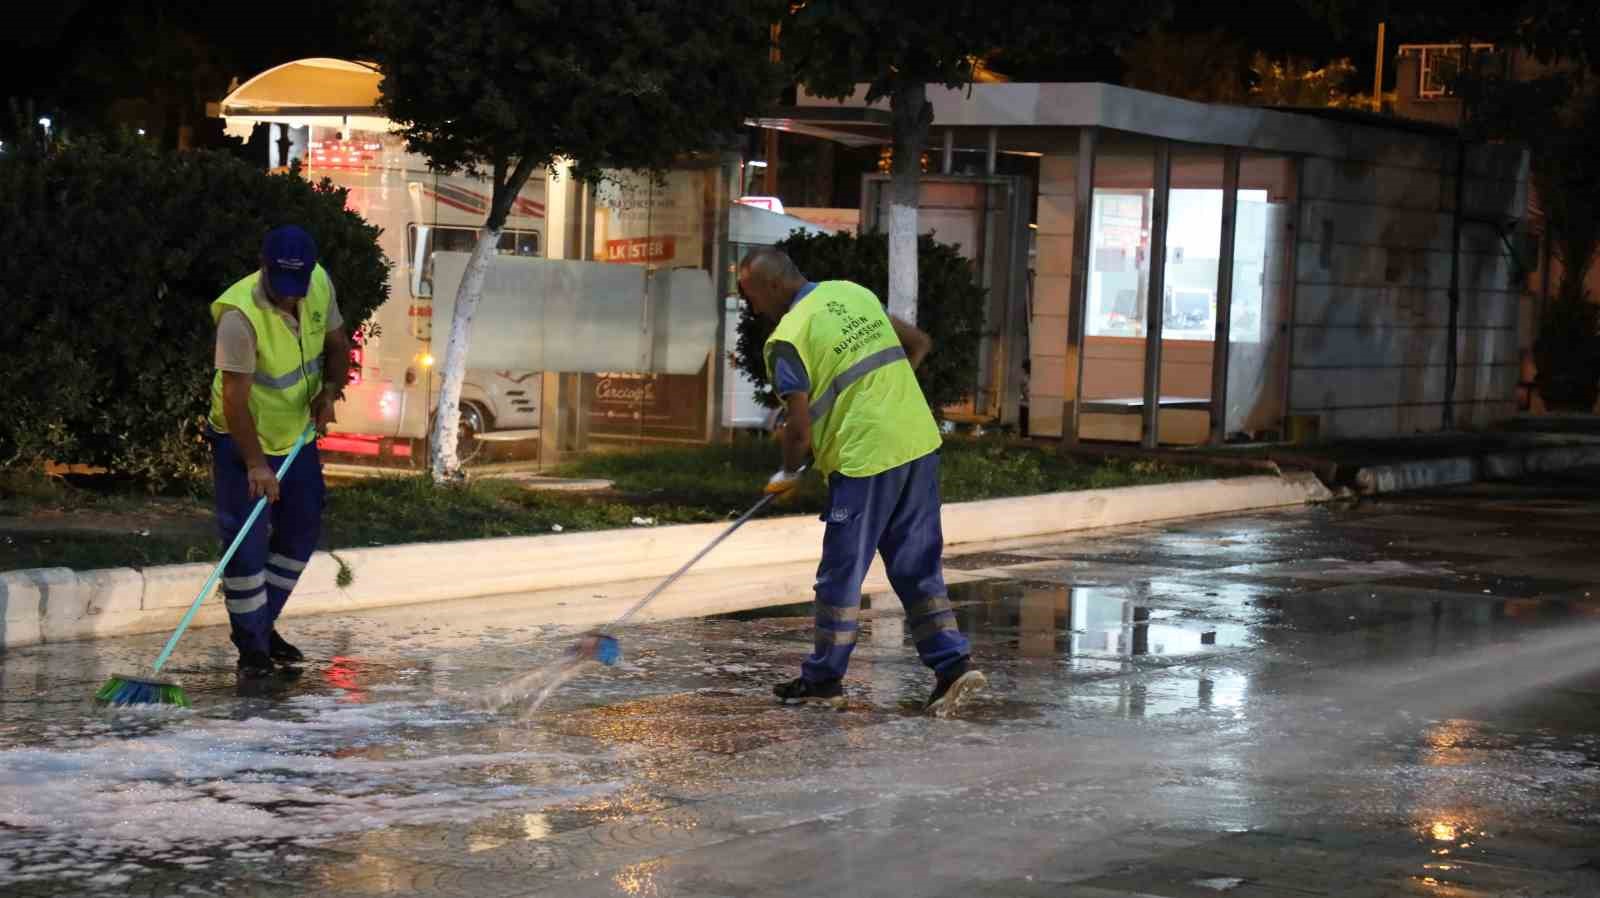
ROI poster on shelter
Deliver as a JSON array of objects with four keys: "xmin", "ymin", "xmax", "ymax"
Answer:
[{"xmin": 594, "ymin": 169, "xmax": 704, "ymax": 269}]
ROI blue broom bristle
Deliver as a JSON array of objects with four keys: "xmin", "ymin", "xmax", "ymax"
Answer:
[{"xmin": 96, "ymin": 674, "xmax": 189, "ymax": 708}]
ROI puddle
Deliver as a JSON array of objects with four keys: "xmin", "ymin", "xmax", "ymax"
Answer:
[
  {"xmin": 943, "ymin": 552, "xmax": 1046, "ymax": 571},
  {"xmin": 1192, "ymin": 876, "xmax": 1247, "ymax": 891},
  {"xmin": 946, "ymin": 580, "xmax": 1255, "ymax": 662}
]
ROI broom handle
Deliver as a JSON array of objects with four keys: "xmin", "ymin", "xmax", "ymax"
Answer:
[
  {"xmin": 151, "ymin": 425, "xmax": 315, "ymax": 675},
  {"xmin": 610, "ymin": 464, "xmax": 807, "ymax": 629}
]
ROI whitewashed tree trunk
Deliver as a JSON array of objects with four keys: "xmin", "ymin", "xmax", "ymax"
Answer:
[
  {"xmin": 888, "ymin": 81, "xmax": 931, "ymax": 325},
  {"xmin": 429, "ymin": 226, "xmax": 501, "ymax": 482}
]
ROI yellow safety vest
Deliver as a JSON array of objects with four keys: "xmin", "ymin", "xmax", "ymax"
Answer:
[
  {"xmin": 207, "ymin": 266, "xmax": 332, "ymax": 454},
  {"xmin": 764, "ymin": 280, "xmax": 941, "ymax": 479}
]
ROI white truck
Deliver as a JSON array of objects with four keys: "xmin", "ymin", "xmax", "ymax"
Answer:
[{"xmin": 304, "ymin": 142, "xmax": 550, "ymax": 462}]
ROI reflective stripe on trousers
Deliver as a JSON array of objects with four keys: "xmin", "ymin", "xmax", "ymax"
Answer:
[
  {"xmin": 210, "ymin": 429, "xmax": 325, "ymax": 656},
  {"xmin": 801, "ymin": 451, "xmax": 968, "ymax": 683}
]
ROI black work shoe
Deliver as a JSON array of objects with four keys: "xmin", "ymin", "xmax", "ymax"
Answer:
[
  {"xmin": 773, "ymin": 676, "xmax": 846, "ymax": 709},
  {"xmin": 924, "ymin": 660, "xmax": 988, "ymax": 717},
  {"xmin": 268, "ymin": 630, "xmax": 304, "ymax": 664},
  {"xmin": 237, "ymin": 650, "xmax": 276, "ymax": 680}
]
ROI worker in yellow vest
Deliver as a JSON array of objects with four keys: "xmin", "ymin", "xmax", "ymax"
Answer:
[
  {"xmin": 738, "ymin": 248, "xmax": 986, "ymax": 716},
  {"xmin": 208, "ymin": 226, "xmax": 349, "ymax": 679}
]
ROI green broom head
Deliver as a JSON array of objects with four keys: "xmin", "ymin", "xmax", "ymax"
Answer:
[{"xmin": 95, "ymin": 673, "xmax": 190, "ymax": 708}]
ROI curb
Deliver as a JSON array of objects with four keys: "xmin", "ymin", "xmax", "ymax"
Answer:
[
  {"xmin": 0, "ymin": 472, "xmax": 1331, "ymax": 651},
  {"xmin": 1352, "ymin": 444, "xmax": 1600, "ymax": 495}
]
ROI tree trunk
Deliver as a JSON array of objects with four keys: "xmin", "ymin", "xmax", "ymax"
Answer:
[
  {"xmin": 429, "ymin": 226, "xmax": 501, "ymax": 482},
  {"xmin": 428, "ymin": 155, "xmax": 537, "ymax": 483},
  {"xmin": 889, "ymin": 81, "xmax": 932, "ymax": 324}
]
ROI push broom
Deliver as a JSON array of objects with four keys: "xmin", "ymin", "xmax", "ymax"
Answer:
[
  {"xmin": 568, "ymin": 465, "xmax": 808, "ymax": 667},
  {"xmin": 96, "ymin": 425, "xmax": 315, "ymax": 707}
]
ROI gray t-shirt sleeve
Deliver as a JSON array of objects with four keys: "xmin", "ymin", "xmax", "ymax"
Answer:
[
  {"xmin": 214, "ymin": 310, "xmax": 257, "ymax": 375},
  {"xmin": 325, "ymin": 278, "xmax": 344, "ymax": 331}
]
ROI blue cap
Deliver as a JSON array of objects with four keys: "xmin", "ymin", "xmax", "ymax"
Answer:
[{"xmin": 261, "ymin": 226, "xmax": 318, "ymax": 299}]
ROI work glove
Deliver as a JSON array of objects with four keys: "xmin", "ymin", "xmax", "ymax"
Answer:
[{"xmin": 765, "ymin": 468, "xmax": 804, "ymax": 498}]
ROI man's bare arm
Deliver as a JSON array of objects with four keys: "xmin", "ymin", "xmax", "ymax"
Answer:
[{"xmin": 889, "ymin": 315, "xmax": 933, "ymax": 369}]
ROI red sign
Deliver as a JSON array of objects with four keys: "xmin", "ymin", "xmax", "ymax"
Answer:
[{"xmin": 605, "ymin": 236, "xmax": 676, "ymax": 264}]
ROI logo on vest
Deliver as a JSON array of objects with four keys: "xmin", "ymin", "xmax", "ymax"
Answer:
[
  {"xmin": 311, "ymin": 310, "xmax": 324, "ymax": 326},
  {"xmin": 826, "ymin": 300, "xmax": 847, "ymax": 318}
]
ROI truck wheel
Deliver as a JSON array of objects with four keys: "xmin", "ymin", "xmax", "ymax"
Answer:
[{"xmin": 426, "ymin": 402, "xmax": 490, "ymax": 467}]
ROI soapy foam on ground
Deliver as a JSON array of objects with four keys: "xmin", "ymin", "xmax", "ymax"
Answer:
[{"xmin": 0, "ymin": 695, "xmax": 616, "ymax": 886}]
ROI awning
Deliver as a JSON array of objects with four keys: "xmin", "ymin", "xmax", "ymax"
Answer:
[
  {"xmin": 212, "ymin": 58, "xmax": 389, "ymax": 138},
  {"xmin": 729, "ymin": 203, "xmax": 836, "ymax": 245}
]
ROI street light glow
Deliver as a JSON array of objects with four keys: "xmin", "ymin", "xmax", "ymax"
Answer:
[
  {"xmin": 746, "ymin": 160, "xmax": 768, "ymax": 168},
  {"xmin": 38, "ymin": 117, "xmax": 52, "ymax": 129}
]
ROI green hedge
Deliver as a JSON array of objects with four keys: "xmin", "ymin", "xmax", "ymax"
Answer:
[
  {"xmin": 731, "ymin": 230, "xmax": 987, "ymax": 412},
  {"xmin": 0, "ymin": 137, "xmax": 390, "ymax": 485}
]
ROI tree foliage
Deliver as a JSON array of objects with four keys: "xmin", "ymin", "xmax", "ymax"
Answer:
[
  {"xmin": 371, "ymin": 0, "xmax": 785, "ymax": 228},
  {"xmin": 781, "ymin": 1, "xmax": 1169, "ymax": 103},
  {"xmin": 732, "ymin": 230, "xmax": 987, "ymax": 415},
  {"xmin": 1122, "ymin": 30, "xmax": 1250, "ymax": 104},
  {"xmin": 1250, "ymin": 55, "xmax": 1366, "ymax": 107},
  {"xmin": 370, "ymin": 0, "xmax": 785, "ymax": 480},
  {"xmin": 0, "ymin": 137, "xmax": 389, "ymax": 485}
]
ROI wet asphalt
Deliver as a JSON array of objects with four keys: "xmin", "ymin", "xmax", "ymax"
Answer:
[{"xmin": 2, "ymin": 470, "xmax": 1600, "ymax": 897}]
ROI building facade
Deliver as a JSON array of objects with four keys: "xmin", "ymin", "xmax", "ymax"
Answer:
[{"xmin": 779, "ymin": 82, "xmax": 1530, "ymax": 444}]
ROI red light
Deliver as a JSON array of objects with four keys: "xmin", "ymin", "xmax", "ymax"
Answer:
[{"xmin": 306, "ymin": 139, "xmax": 378, "ymax": 171}]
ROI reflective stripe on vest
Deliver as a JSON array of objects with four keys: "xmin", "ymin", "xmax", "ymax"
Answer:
[
  {"xmin": 764, "ymin": 280, "xmax": 940, "ymax": 479},
  {"xmin": 808, "ymin": 345, "xmax": 907, "ymax": 424},
  {"xmin": 253, "ymin": 354, "xmax": 323, "ymax": 390}
]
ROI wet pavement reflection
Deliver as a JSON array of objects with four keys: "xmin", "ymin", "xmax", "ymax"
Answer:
[{"xmin": 3, "ymin": 471, "xmax": 1600, "ymax": 896}]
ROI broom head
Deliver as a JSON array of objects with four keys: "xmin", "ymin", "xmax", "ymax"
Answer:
[
  {"xmin": 569, "ymin": 633, "xmax": 622, "ymax": 666},
  {"xmin": 95, "ymin": 673, "xmax": 190, "ymax": 708}
]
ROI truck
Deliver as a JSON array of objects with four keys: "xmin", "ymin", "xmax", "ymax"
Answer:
[{"xmin": 299, "ymin": 133, "xmax": 551, "ymax": 463}]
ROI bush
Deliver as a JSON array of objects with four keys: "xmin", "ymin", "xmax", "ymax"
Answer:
[
  {"xmin": 1533, "ymin": 293, "xmax": 1600, "ymax": 412},
  {"xmin": 731, "ymin": 230, "xmax": 986, "ymax": 413},
  {"xmin": 0, "ymin": 137, "xmax": 389, "ymax": 485}
]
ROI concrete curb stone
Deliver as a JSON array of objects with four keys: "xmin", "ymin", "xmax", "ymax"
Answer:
[
  {"xmin": 0, "ymin": 473, "xmax": 1331, "ymax": 650},
  {"xmin": 1354, "ymin": 444, "xmax": 1600, "ymax": 495}
]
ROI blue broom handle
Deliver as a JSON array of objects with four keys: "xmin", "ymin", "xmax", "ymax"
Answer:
[{"xmin": 150, "ymin": 425, "xmax": 315, "ymax": 675}]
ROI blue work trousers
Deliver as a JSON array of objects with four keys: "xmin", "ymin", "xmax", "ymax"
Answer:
[
  {"xmin": 802, "ymin": 451, "xmax": 969, "ymax": 682},
  {"xmin": 209, "ymin": 430, "xmax": 325, "ymax": 656}
]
